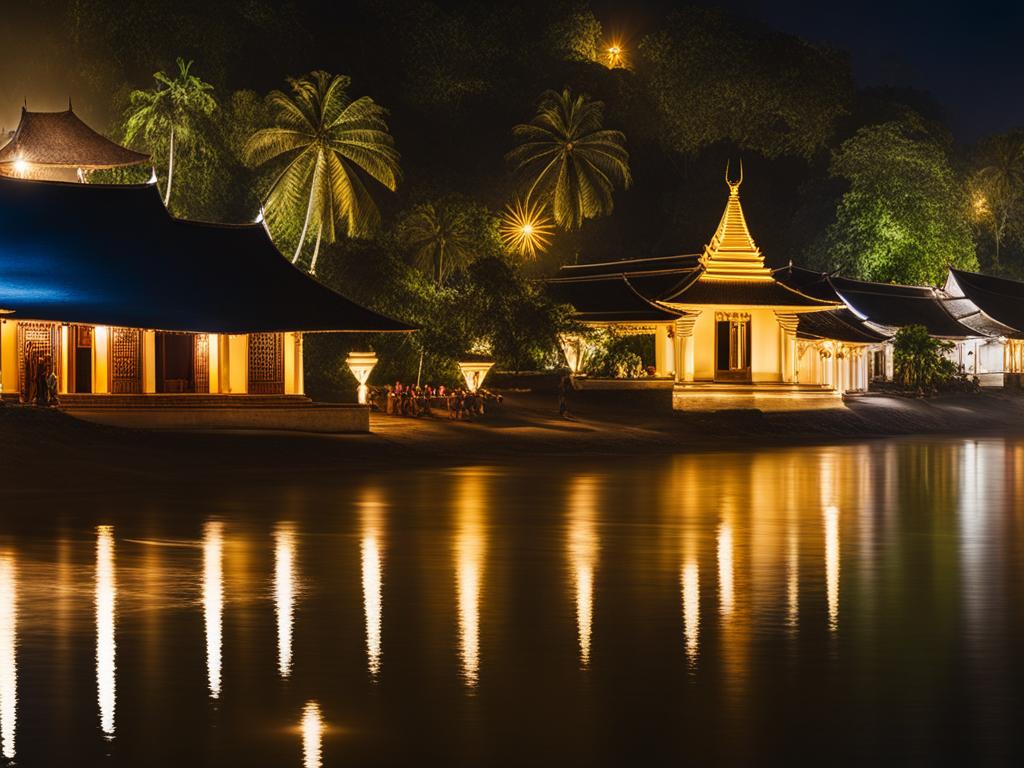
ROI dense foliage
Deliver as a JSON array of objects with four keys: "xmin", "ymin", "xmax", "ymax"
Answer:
[{"xmin": 892, "ymin": 325, "xmax": 958, "ymax": 392}]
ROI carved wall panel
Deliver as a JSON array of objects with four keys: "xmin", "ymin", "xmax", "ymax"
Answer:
[
  {"xmin": 247, "ymin": 332, "xmax": 284, "ymax": 394},
  {"xmin": 110, "ymin": 327, "xmax": 142, "ymax": 394}
]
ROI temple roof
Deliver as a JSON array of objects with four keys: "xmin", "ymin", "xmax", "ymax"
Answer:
[
  {"xmin": 0, "ymin": 177, "xmax": 412, "ymax": 334},
  {"xmin": 944, "ymin": 269, "xmax": 1024, "ymax": 338},
  {"xmin": 797, "ymin": 308, "xmax": 891, "ymax": 344},
  {"xmin": 0, "ymin": 108, "xmax": 150, "ymax": 171},
  {"xmin": 546, "ymin": 274, "xmax": 684, "ymax": 323},
  {"xmin": 830, "ymin": 276, "xmax": 977, "ymax": 338},
  {"xmin": 698, "ymin": 168, "xmax": 773, "ymax": 281}
]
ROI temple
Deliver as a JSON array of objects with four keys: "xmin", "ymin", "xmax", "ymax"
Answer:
[
  {"xmin": 0, "ymin": 177, "xmax": 410, "ymax": 431},
  {"xmin": 549, "ymin": 169, "xmax": 884, "ymax": 409},
  {"xmin": 0, "ymin": 105, "xmax": 150, "ymax": 181}
]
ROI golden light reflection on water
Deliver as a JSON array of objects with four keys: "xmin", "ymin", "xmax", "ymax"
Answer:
[
  {"xmin": 717, "ymin": 520, "xmax": 734, "ymax": 617},
  {"xmin": 824, "ymin": 505, "xmax": 840, "ymax": 632},
  {"xmin": 274, "ymin": 523, "xmax": 297, "ymax": 679},
  {"xmin": 360, "ymin": 490, "xmax": 385, "ymax": 680},
  {"xmin": 786, "ymin": 523, "xmax": 799, "ymax": 631},
  {"xmin": 301, "ymin": 700, "xmax": 324, "ymax": 768},
  {"xmin": 568, "ymin": 476, "xmax": 599, "ymax": 668},
  {"xmin": 203, "ymin": 521, "xmax": 225, "ymax": 698},
  {"xmin": 681, "ymin": 560, "xmax": 699, "ymax": 667},
  {"xmin": 95, "ymin": 525, "xmax": 116, "ymax": 740},
  {"xmin": 0, "ymin": 553, "xmax": 16, "ymax": 760},
  {"xmin": 455, "ymin": 470, "xmax": 487, "ymax": 689}
]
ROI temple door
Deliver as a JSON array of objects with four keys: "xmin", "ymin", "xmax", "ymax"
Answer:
[
  {"xmin": 110, "ymin": 327, "xmax": 143, "ymax": 394},
  {"xmin": 17, "ymin": 321, "xmax": 61, "ymax": 402},
  {"xmin": 194, "ymin": 334, "xmax": 210, "ymax": 393},
  {"xmin": 714, "ymin": 315, "xmax": 752, "ymax": 383},
  {"xmin": 247, "ymin": 333, "xmax": 284, "ymax": 394}
]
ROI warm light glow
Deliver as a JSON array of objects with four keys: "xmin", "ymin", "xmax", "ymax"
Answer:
[
  {"xmin": 360, "ymin": 491, "xmax": 385, "ymax": 680},
  {"xmin": 786, "ymin": 526, "xmax": 799, "ymax": 630},
  {"xmin": 568, "ymin": 476, "xmax": 599, "ymax": 668},
  {"xmin": 0, "ymin": 553, "xmax": 16, "ymax": 760},
  {"xmin": 346, "ymin": 352, "xmax": 379, "ymax": 405},
  {"xmin": 681, "ymin": 561, "xmax": 699, "ymax": 667},
  {"xmin": 717, "ymin": 521, "xmax": 733, "ymax": 616},
  {"xmin": 500, "ymin": 198, "xmax": 554, "ymax": 258},
  {"xmin": 457, "ymin": 360, "xmax": 494, "ymax": 393},
  {"xmin": 96, "ymin": 525, "xmax": 116, "ymax": 740},
  {"xmin": 824, "ymin": 504, "xmax": 840, "ymax": 632},
  {"xmin": 12, "ymin": 158, "xmax": 28, "ymax": 177},
  {"xmin": 301, "ymin": 700, "xmax": 324, "ymax": 768},
  {"xmin": 203, "ymin": 521, "xmax": 224, "ymax": 699},
  {"xmin": 455, "ymin": 470, "xmax": 487, "ymax": 689},
  {"xmin": 605, "ymin": 42, "xmax": 625, "ymax": 68},
  {"xmin": 274, "ymin": 523, "xmax": 297, "ymax": 678}
]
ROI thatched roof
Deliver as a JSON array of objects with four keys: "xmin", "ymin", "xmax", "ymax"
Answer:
[{"xmin": 0, "ymin": 107, "xmax": 149, "ymax": 171}]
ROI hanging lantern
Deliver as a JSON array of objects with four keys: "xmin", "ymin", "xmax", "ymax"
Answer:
[
  {"xmin": 458, "ymin": 357, "xmax": 495, "ymax": 393},
  {"xmin": 345, "ymin": 351, "xmax": 378, "ymax": 405}
]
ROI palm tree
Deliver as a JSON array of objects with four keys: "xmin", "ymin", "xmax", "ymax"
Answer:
[
  {"xmin": 244, "ymin": 71, "xmax": 401, "ymax": 274},
  {"xmin": 971, "ymin": 133, "xmax": 1024, "ymax": 267},
  {"xmin": 399, "ymin": 201, "xmax": 479, "ymax": 284},
  {"xmin": 506, "ymin": 87, "xmax": 631, "ymax": 230},
  {"xmin": 124, "ymin": 58, "xmax": 217, "ymax": 208}
]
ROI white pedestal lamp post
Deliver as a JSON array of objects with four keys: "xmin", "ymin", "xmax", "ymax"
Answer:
[{"xmin": 346, "ymin": 352, "xmax": 378, "ymax": 405}]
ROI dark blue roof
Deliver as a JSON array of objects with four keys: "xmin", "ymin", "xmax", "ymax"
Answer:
[{"xmin": 0, "ymin": 177, "xmax": 412, "ymax": 334}]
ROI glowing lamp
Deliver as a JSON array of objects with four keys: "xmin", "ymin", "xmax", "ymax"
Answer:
[
  {"xmin": 500, "ymin": 198, "xmax": 554, "ymax": 258},
  {"xmin": 558, "ymin": 333, "xmax": 590, "ymax": 375},
  {"xmin": 12, "ymin": 158, "xmax": 28, "ymax": 177},
  {"xmin": 345, "ymin": 351, "xmax": 378, "ymax": 405},
  {"xmin": 458, "ymin": 358, "xmax": 494, "ymax": 393}
]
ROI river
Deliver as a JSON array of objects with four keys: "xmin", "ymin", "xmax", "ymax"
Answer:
[{"xmin": 1, "ymin": 437, "xmax": 1022, "ymax": 765}]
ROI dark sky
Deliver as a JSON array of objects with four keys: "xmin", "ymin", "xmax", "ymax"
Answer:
[{"xmin": 599, "ymin": 0, "xmax": 1024, "ymax": 141}]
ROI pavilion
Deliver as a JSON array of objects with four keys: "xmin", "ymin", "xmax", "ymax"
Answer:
[
  {"xmin": 0, "ymin": 105, "xmax": 150, "ymax": 181},
  {"xmin": 548, "ymin": 171, "xmax": 885, "ymax": 410}
]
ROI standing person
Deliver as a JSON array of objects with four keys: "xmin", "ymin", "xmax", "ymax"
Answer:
[
  {"xmin": 558, "ymin": 373, "xmax": 573, "ymax": 418},
  {"xmin": 35, "ymin": 356, "xmax": 50, "ymax": 406},
  {"xmin": 45, "ymin": 363, "xmax": 60, "ymax": 407}
]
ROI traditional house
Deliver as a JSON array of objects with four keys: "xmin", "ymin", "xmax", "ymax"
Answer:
[
  {"xmin": 0, "ymin": 176, "xmax": 410, "ymax": 431},
  {"xmin": 942, "ymin": 269, "xmax": 1024, "ymax": 386},
  {"xmin": 548, "ymin": 172, "xmax": 883, "ymax": 409},
  {"xmin": 0, "ymin": 105, "xmax": 150, "ymax": 181}
]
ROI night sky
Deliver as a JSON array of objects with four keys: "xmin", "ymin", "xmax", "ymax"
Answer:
[{"xmin": 599, "ymin": 0, "xmax": 1023, "ymax": 142}]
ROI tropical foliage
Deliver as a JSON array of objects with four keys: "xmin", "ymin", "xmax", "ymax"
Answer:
[
  {"xmin": 813, "ymin": 115, "xmax": 977, "ymax": 285},
  {"xmin": 969, "ymin": 131, "xmax": 1024, "ymax": 269},
  {"xmin": 397, "ymin": 198, "xmax": 499, "ymax": 284},
  {"xmin": 244, "ymin": 71, "xmax": 401, "ymax": 273},
  {"xmin": 507, "ymin": 87, "xmax": 631, "ymax": 230},
  {"xmin": 123, "ymin": 58, "xmax": 217, "ymax": 208},
  {"xmin": 892, "ymin": 325, "xmax": 958, "ymax": 392}
]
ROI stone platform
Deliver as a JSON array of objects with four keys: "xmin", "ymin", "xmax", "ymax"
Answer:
[
  {"xmin": 31, "ymin": 394, "xmax": 369, "ymax": 433},
  {"xmin": 672, "ymin": 382, "xmax": 844, "ymax": 412}
]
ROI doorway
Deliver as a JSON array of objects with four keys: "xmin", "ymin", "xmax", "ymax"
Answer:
[
  {"xmin": 715, "ymin": 316, "xmax": 752, "ymax": 383},
  {"xmin": 156, "ymin": 332, "xmax": 195, "ymax": 393},
  {"xmin": 73, "ymin": 325, "xmax": 92, "ymax": 393}
]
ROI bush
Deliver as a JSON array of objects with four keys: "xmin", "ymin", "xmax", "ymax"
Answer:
[
  {"xmin": 892, "ymin": 324, "xmax": 959, "ymax": 393},
  {"xmin": 590, "ymin": 332, "xmax": 653, "ymax": 378}
]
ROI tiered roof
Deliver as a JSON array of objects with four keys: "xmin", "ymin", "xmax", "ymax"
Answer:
[
  {"xmin": 698, "ymin": 167, "xmax": 773, "ymax": 281},
  {"xmin": 944, "ymin": 269, "xmax": 1024, "ymax": 339},
  {"xmin": 0, "ymin": 107, "xmax": 149, "ymax": 172}
]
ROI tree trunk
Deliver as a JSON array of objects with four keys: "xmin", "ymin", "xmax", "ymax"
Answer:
[
  {"xmin": 308, "ymin": 221, "xmax": 324, "ymax": 275},
  {"xmin": 164, "ymin": 126, "xmax": 175, "ymax": 207},
  {"xmin": 293, "ymin": 175, "xmax": 317, "ymax": 264}
]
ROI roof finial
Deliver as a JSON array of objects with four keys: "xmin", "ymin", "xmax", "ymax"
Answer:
[{"xmin": 725, "ymin": 158, "xmax": 743, "ymax": 195}]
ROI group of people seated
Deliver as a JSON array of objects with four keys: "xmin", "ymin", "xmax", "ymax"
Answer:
[{"xmin": 369, "ymin": 382, "xmax": 503, "ymax": 421}]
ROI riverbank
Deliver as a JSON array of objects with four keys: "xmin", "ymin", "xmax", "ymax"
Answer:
[{"xmin": 3, "ymin": 388, "xmax": 1024, "ymax": 494}]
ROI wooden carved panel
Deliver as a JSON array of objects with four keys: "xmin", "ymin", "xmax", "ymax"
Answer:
[
  {"xmin": 247, "ymin": 332, "xmax": 284, "ymax": 394},
  {"xmin": 17, "ymin": 321, "xmax": 61, "ymax": 400},
  {"xmin": 110, "ymin": 327, "xmax": 142, "ymax": 394},
  {"xmin": 194, "ymin": 334, "xmax": 210, "ymax": 393}
]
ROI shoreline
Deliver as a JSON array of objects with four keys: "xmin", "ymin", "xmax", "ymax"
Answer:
[{"xmin": 3, "ymin": 389, "xmax": 1023, "ymax": 494}]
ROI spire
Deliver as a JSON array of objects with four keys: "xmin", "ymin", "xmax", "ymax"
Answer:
[{"xmin": 699, "ymin": 161, "xmax": 773, "ymax": 281}]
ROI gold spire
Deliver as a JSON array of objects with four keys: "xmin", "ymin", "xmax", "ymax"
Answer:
[{"xmin": 699, "ymin": 161, "xmax": 773, "ymax": 281}]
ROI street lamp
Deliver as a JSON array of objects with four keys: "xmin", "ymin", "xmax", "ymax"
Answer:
[{"xmin": 345, "ymin": 351, "xmax": 378, "ymax": 405}]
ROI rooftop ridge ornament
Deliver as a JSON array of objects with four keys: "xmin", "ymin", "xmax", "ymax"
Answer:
[{"xmin": 699, "ymin": 161, "xmax": 773, "ymax": 282}]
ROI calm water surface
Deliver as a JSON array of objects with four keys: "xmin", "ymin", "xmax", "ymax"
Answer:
[{"xmin": 2, "ymin": 437, "xmax": 1024, "ymax": 765}]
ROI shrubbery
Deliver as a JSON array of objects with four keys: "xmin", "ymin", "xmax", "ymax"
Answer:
[{"xmin": 892, "ymin": 324, "xmax": 969, "ymax": 393}]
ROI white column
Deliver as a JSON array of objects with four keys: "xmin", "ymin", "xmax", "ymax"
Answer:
[{"xmin": 674, "ymin": 315, "xmax": 698, "ymax": 383}]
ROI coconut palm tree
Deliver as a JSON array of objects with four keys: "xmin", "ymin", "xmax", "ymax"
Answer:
[
  {"xmin": 971, "ymin": 133, "xmax": 1024, "ymax": 267},
  {"xmin": 124, "ymin": 58, "xmax": 217, "ymax": 208},
  {"xmin": 398, "ymin": 201, "xmax": 480, "ymax": 284},
  {"xmin": 244, "ymin": 71, "xmax": 401, "ymax": 274},
  {"xmin": 506, "ymin": 87, "xmax": 631, "ymax": 230}
]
